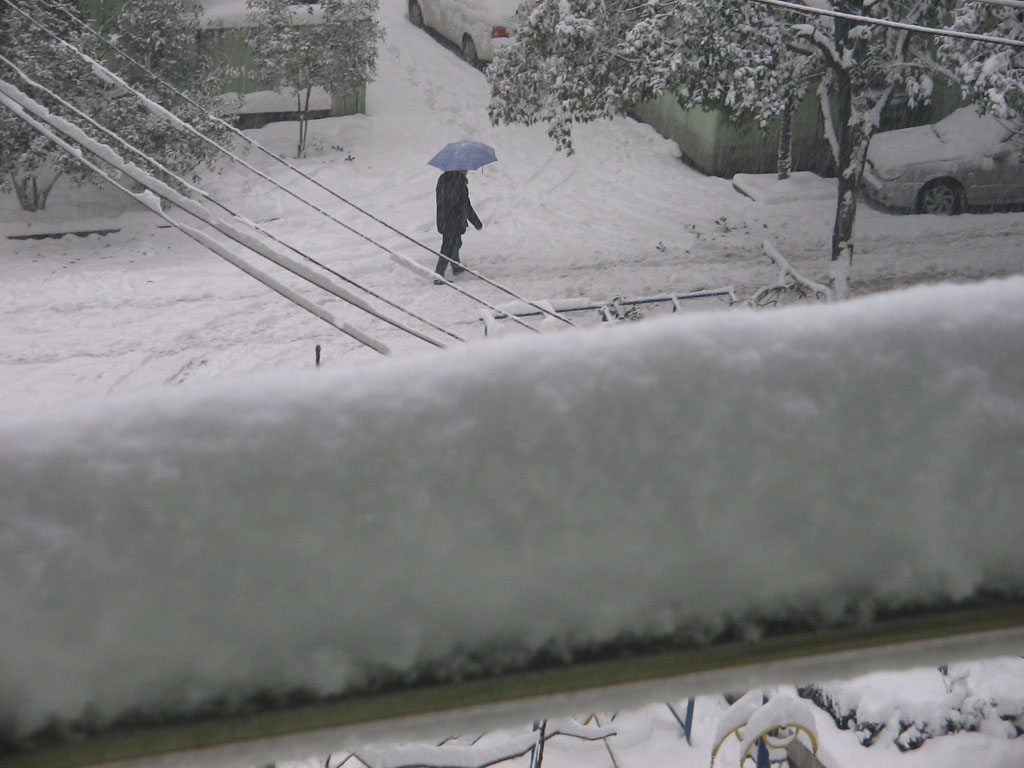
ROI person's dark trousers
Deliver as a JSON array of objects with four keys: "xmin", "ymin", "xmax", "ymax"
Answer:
[{"xmin": 435, "ymin": 230, "xmax": 463, "ymax": 277}]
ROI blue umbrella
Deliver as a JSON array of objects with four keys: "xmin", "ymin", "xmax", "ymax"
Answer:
[{"xmin": 428, "ymin": 141, "xmax": 497, "ymax": 171}]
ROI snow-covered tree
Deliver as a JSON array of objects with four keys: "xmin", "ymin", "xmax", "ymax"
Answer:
[
  {"xmin": 246, "ymin": 0, "xmax": 383, "ymax": 158},
  {"xmin": 97, "ymin": 0, "xmax": 232, "ymax": 187},
  {"xmin": 943, "ymin": 2, "xmax": 1024, "ymax": 119},
  {"xmin": 0, "ymin": 0, "xmax": 98, "ymax": 210},
  {"xmin": 0, "ymin": 0, "xmax": 231, "ymax": 210},
  {"xmin": 489, "ymin": 0, "xmax": 1022, "ymax": 297}
]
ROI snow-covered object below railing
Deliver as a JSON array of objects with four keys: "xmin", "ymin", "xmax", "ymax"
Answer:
[
  {"xmin": 735, "ymin": 694, "xmax": 817, "ymax": 763},
  {"xmin": 353, "ymin": 718, "xmax": 614, "ymax": 768},
  {"xmin": 1, "ymin": 276, "xmax": 1024, "ymax": 741}
]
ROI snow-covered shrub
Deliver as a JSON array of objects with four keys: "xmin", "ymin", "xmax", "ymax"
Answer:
[{"xmin": 798, "ymin": 658, "xmax": 1024, "ymax": 751}]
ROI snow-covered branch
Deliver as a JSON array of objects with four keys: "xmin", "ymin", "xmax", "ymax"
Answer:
[
  {"xmin": 750, "ymin": 240, "xmax": 834, "ymax": 308},
  {"xmin": 815, "ymin": 72, "xmax": 840, "ymax": 164},
  {"xmin": 793, "ymin": 22, "xmax": 845, "ymax": 68}
]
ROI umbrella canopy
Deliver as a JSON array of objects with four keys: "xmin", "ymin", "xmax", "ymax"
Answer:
[{"xmin": 428, "ymin": 141, "xmax": 497, "ymax": 171}]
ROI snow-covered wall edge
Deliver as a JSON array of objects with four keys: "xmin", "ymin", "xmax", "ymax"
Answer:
[{"xmin": 2, "ymin": 276, "xmax": 1023, "ymax": 743}]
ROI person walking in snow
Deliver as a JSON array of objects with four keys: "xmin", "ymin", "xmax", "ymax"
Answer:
[{"xmin": 434, "ymin": 169, "xmax": 482, "ymax": 284}]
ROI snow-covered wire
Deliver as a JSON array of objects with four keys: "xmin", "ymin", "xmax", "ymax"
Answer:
[
  {"xmin": 0, "ymin": 84, "xmax": 392, "ymax": 356},
  {"xmin": 974, "ymin": 0, "xmax": 1024, "ymax": 9},
  {"xmin": 3, "ymin": 0, "xmax": 545, "ymax": 336},
  {"xmin": 0, "ymin": 51, "xmax": 460, "ymax": 348},
  {"xmin": 747, "ymin": 0, "xmax": 1024, "ymax": 49},
  {"xmin": 18, "ymin": 0, "xmax": 577, "ymax": 331}
]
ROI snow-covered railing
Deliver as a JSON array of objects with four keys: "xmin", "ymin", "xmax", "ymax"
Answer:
[{"xmin": 479, "ymin": 288, "xmax": 738, "ymax": 335}]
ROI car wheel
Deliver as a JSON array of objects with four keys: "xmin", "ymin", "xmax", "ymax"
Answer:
[
  {"xmin": 408, "ymin": 0, "xmax": 423, "ymax": 28},
  {"xmin": 915, "ymin": 179, "xmax": 965, "ymax": 215},
  {"xmin": 462, "ymin": 35, "xmax": 480, "ymax": 67}
]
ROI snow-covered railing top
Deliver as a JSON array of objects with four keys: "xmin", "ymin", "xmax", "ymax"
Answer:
[{"xmin": 478, "ymin": 288, "xmax": 738, "ymax": 333}]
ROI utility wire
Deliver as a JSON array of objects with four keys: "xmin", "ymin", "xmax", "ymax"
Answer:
[
  {"xmin": 750, "ymin": 0, "xmax": 1024, "ymax": 48},
  {"xmin": 22, "ymin": 0, "xmax": 577, "ymax": 330},
  {"xmin": 973, "ymin": 0, "xmax": 1024, "ymax": 10},
  {"xmin": 0, "ymin": 52, "xmax": 460, "ymax": 348},
  {"xmin": 0, "ymin": 83, "xmax": 391, "ymax": 355},
  {"xmin": 3, "ymin": 0, "xmax": 543, "ymax": 335}
]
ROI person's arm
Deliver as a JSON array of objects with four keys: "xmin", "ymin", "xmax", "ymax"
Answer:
[{"xmin": 466, "ymin": 196, "xmax": 482, "ymax": 230}]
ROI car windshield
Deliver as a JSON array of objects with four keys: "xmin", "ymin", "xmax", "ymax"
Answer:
[{"xmin": 933, "ymin": 107, "xmax": 1013, "ymax": 144}]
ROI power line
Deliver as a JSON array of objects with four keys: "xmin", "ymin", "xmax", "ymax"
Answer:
[
  {"xmin": 0, "ymin": 52, "xmax": 461, "ymax": 349},
  {"xmin": 1, "ymin": 0, "xmax": 544, "ymax": 336},
  {"xmin": 0, "ymin": 57, "xmax": 458, "ymax": 350},
  {"xmin": 23, "ymin": 0, "xmax": 578, "ymax": 330},
  {"xmin": 974, "ymin": 0, "xmax": 1024, "ymax": 10},
  {"xmin": 750, "ymin": 0, "xmax": 1024, "ymax": 49},
  {"xmin": 0, "ymin": 83, "xmax": 392, "ymax": 356}
]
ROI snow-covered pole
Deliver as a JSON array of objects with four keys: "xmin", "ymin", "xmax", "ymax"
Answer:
[
  {"xmin": 0, "ymin": 84, "xmax": 392, "ymax": 356},
  {"xmin": 0, "ymin": 54, "xmax": 456, "ymax": 350}
]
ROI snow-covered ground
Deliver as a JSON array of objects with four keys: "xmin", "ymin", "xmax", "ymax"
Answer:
[
  {"xmin": 5, "ymin": 0, "xmax": 1024, "ymax": 415},
  {"xmin": 2, "ymin": 0, "xmax": 1024, "ymax": 765}
]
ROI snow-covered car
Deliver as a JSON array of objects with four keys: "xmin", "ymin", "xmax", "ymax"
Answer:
[
  {"xmin": 408, "ymin": 0, "xmax": 520, "ymax": 66},
  {"xmin": 862, "ymin": 106, "xmax": 1024, "ymax": 215}
]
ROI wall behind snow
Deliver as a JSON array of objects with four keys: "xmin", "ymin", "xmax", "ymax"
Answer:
[{"xmin": 2, "ymin": 277, "xmax": 1023, "ymax": 739}]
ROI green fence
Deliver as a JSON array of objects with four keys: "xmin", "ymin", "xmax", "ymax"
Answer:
[
  {"xmin": 77, "ymin": 0, "xmax": 366, "ymax": 122},
  {"xmin": 632, "ymin": 81, "xmax": 963, "ymax": 178}
]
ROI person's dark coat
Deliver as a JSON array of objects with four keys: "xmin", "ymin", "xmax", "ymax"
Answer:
[{"xmin": 436, "ymin": 171, "xmax": 482, "ymax": 236}]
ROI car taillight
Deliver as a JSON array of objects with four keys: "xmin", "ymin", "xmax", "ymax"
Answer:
[{"xmin": 491, "ymin": 25, "xmax": 509, "ymax": 38}]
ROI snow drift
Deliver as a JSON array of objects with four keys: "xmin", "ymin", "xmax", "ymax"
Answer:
[{"xmin": 2, "ymin": 277, "xmax": 1024, "ymax": 741}]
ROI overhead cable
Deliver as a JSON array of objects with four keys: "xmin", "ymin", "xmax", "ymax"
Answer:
[
  {"xmin": 20, "ymin": 0, "xmax": 576, "ymax": 330},
  {"xmin": 1, "ymin": 0, "xmax": 540, "ymax": 334},
  {"xmin": 0, "ymin": 82, "xmax": 392, "ymax": 356},
  {"xmin": 0, "ymin": 52, "xmax": 458, "ymax": 349},
  {"xmin": 749, "ymin": 0, "xmax": 1024, "ymax": 48},
  {"xmin": 973, "ymin": 0, "xmax": 1024, "ymax": 10}
]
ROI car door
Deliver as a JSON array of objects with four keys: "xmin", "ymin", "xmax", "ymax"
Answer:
[
  {"xmin": 431, "ymin": 0, "xmax": 470, "ymax": 48},
  {"xmin": 417, "ymin": 0, "xmax": 440, "ymax": 32},
  {"xmin": 983, "ymin": 142, "xmax": 1024, "ymax": 205}
]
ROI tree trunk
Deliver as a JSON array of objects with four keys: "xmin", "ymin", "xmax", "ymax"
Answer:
[
  {"xmin": 828, "ymin": 66, "xmax": 856, "ymax": 299},
  {"xmin": 777, "ymin": 102, "xmax": 793, "ymax": 180},
  {"xmin": 11, "ymin": 170, "xmax": 62, "ymax": 212},
  {"xmin": 297, "ymin": 86, "xmax": 313, "ymax": 158}
]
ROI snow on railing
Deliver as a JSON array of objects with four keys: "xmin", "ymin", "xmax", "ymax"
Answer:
[
  {"xmin": 329, "ymin": 717, "xmax": 616, "ymax": 768},
  {"xmin": 479, "ymin": 288, "xmax": 739, "ymax": 335}
]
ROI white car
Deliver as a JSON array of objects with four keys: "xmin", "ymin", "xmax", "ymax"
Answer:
[
  {"xmin": 862, "ymin": 106, "xmax": 1024, "ymax": 215},
  {"xmin": 408, "ymin": 0, "xmax": 521, "ymax": 66}
]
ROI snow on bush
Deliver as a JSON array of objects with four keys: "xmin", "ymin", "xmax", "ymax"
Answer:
[
  {"xmin": 799, "ymin": 658, "xmax": 1024, "ymax": 750},
  {"xmin": 2, "ymin": 276, "xmax": 1024, "ymax": 743}
]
